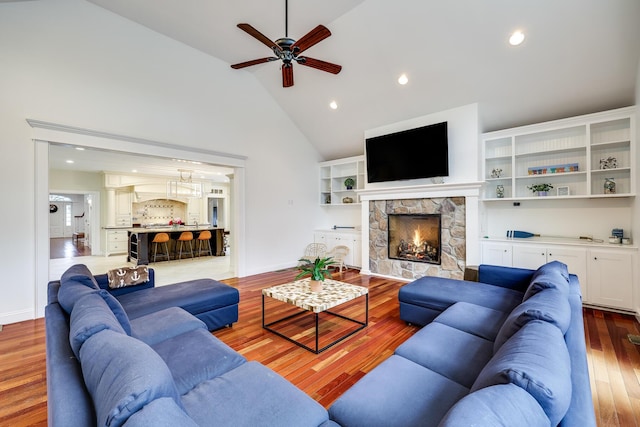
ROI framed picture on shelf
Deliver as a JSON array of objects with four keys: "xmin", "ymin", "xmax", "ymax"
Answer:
[{"xmin": 557, "ymin": 186, "xmax": 570, "ymax": 196}]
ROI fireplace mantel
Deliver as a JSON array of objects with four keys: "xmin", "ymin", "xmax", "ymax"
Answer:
[
  {"xmin": 357, "ymin": 181, "xmax": 483, "ymax": 201},
  {"xmin": 358, "ymin": 181, "xmax": 482, "ymax": 278}
]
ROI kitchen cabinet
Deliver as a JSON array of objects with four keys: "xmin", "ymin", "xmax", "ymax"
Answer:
[
  {"xmin": 587, "ymin": 248, "xmax": 634, "ymax": 310},
  {"xmin": 116, "ymin": 190, "xmax": 132, "ymax": 227},
  {"xmin": 319, "ymin": 156, "xmax": 365, "ymax": 205},
  {"xmin": 105, "ymin": 230, "xmax": 128, "ymax": 256},
  {"xmin": 314, "ymin": 230, "xmax": 362, "ymax": 268},
  {"xmin": 482, "ymin": 106, "xmax": 635, "ymax": 201},
  {"xmin": 187, "ymin": 198, "xmax": 202, "ymax": 224}
]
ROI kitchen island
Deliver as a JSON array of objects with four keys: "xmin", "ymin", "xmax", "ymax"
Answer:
[{"xmin": 127, "ymin": 226, "xmax": 225, "ymax": 265}]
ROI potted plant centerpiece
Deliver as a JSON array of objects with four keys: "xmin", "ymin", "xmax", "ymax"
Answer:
[
  {"xmin": 527, "ymin": 183, "xmax": 553, "ymax": 197},
  {"xmin": 296, "ymin": 256, "xmax": 336, "ymax": 292}
]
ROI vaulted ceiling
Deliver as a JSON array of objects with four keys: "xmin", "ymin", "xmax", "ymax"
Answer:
[{"xmin": 87, "ymin": 0, "xmax": 640, "ymax": 160}]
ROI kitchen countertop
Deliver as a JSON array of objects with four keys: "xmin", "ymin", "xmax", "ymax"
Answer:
[{"xmin": 128, "ymin": 225, "xmax": 222, "ymax": 233}]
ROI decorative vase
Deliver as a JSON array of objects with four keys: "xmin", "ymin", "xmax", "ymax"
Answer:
[
  {"xmin": 604, "ymin": 178, "xmax": 616, "ymax": 194},
  {"xmin": 309, "ymin": 280, "xmax": 323, "ymax": 293},
  {"xmin": 536, "ymin": 191, "xmax": 548, "ymax": 197},
  {"xmin": 496, "ymin": 185, "xmax": 504, "ymax": 198}
]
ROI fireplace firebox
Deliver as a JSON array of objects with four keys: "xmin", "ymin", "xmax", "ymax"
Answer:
[{"xmin": 388, "ymin": 214, "xmax": 441, "ymax": 264}]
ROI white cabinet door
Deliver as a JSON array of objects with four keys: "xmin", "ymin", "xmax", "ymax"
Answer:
[
  {"xmin": 481, "ymin": 242, "xmax": 513, "ymax": 267},
  {"xmin": 352, "ymin": 236, "xmax": 362, "ymax": 268},
  {"xmin": 548, "ymin": 246, "xmax": 588, "ymax": 302},
  {"xmin": 587, "ymin": 249, "xmax": 633, "ymax": 310},
  {"xmin": 512, "ymin": 244, "xmax": 547, "ymax": 269}
]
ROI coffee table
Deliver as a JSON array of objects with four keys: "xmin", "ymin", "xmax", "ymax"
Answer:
[{"xmin": 262, "ymin": 278, "xmax": 368, "ymax": 354}]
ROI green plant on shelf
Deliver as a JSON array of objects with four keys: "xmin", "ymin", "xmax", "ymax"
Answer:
[
  {"xmin": 344, "ymin": 177, "xmax": 355, "ymax": 190},
  {"xmin": 527, "ymin": 183, "xmax": 553, "ymax": 195}
]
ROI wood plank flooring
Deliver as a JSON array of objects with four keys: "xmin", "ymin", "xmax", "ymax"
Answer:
[
  {"xmin": 49, "ymin": 237, "xmax": 91, "ymax": 259},
  {"xmin": 0, "ymin": 268, "xmax": 638, "ymax": 426}
]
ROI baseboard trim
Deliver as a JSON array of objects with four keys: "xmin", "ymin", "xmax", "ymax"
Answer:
[{"xmin": 0, "ymin": 309, "xmax": 35, "ymax": 326}]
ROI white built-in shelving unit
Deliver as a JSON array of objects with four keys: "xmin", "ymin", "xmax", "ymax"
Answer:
[
  {"xmin": 319, "ymin": 155, "xmax": 365, "ymax": 206},
  {"xmin": 482, "ymin": 106, "xmax": 635, "ymax": 201}
]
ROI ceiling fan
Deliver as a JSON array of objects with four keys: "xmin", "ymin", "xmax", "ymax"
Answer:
[{"xmin": 230, "ymin": 0, "xmax": 342, "ymax": 87}]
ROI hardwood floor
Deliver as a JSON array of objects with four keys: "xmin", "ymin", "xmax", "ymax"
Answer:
[
  {"xmin": 0, "ymin": 269, "xmax": 638, "ymax": 426},
  {"xmin": 49, "ymin": 237, "xmax": 91, "ymax": 259}
]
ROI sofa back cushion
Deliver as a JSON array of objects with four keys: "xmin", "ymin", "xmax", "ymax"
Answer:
[
  {"xmin": 80, "ymin": 329, "xmax": 182, "ymax": 427},
  {"xmin": 58, "ymin": 279, "xmax": 99, "ymax": 314},
  {"xmin": 472, "ymin": 320, "xmax": 572, "ymax": 426},
  {"xmin": 123, "ymin": 398, "xmax": 198, "ymax": 427},
  {"xmin": 61, "ymin": 264, "xmax": 100, "ymax": 289},
  {"xmin": 438, "ymin": 383, "xmax": 550, "ymax": 427},
  {"xmin": 98, "ymin": 290, "xmax": 132, "ymax": 335},
  {"xmin": 493, "ymin": 288, "xmax": 571, "ymax": 352},
  {"xmin": 523, "ymin": 261, "xmax": 569, "ymax": 301},
  {"xmin": 70, "ymin": 292, "xmax": 127, "ymax": 358}
]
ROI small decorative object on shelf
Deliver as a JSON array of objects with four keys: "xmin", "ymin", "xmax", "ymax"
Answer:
[
  {"xmin": 342, "ymin": 196, "xmax": 353, "ymax": 204},
  {"xmin": 600, "ymin": 157, "xmax": 618, "ymax": 170},
  {"xmin": 325, "ymin": 195, "xmax": 331, "ymax": 204},
  {"xmin": 344, "ymin": 177, "xmax": 355, "ymax": 190},
  {"xmin": 490, "ymin": 168, "xmax": 502, "ymax": 178},
  {"xmin": 496, "ymin": 185, "xmax": 505, "ymax": 198},
  {"xmin": 604, "ymin": 178, "xmax": 616, "ymax": 194},
  {"xmin": 557, "ymin": 186, "xmax": 570, "ymax": 196},
  {"xmin": 527, "ymin": 183, "xmax": 553, "ymax": 196},
  {"xmin": 528, "ymin": 163, "xmax": 579, "ymax": 175}
]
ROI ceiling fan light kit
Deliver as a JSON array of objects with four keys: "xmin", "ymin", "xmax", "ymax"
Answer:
[{"xmin": 230, "ymin": 0, "xmax": 342, "ymax": 87}]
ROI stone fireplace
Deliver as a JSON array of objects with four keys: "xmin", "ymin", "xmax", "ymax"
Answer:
[
  {"xmin": 369, "ymin": 197, "xmax": 466, "ymax": 279},
  {"xmin": 388, "ymin": 214, "xmax": 441, "ymax": 264}
]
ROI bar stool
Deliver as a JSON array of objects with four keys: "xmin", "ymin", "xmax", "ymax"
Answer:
[
  {"xmin": 196, "ymin": 230, "xmax": 212, "ymax": 257},
  {"xmin": 151, "ymin": 232, "xmax": 170, "ymax": 262},
  {"xmin": 175, "ymin": 231, "xmax": 194, "ymax": 259}
]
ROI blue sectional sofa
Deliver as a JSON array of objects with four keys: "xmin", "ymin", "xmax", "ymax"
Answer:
[
  {"xmin": 46, "ymin": 264, "xmax": 337, "ymax": 427},
  {"xmin": 329, "ymin": 262, "xmax": 596, "ymax": 427}
]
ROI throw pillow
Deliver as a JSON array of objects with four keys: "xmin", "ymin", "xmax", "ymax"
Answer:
[
  {"xmin": 107, "ymin": 266, "xmax": 149, "ymax": 289},
  {"xmin": 493, "ymin": 288, "xmax": 571, "ymax": 352},
  {"xmin": 471, "ymin": 320, "xmax": 572, "ymax": 426},
  {"xmin": 523, "ymin": 261, "xmax": 570, "ymax": 301}
]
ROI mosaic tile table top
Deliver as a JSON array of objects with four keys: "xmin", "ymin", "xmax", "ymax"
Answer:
[{"xmin": 262, "ymin": 278, "xmax": 368, "ymax": 313}]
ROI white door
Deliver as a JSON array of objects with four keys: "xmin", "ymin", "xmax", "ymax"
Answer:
[
  {"xmin": 84, "ymin": 195, "xmax": 93, "ymax": 249},
  {"xmin": 49, "ymin": 203, "xmax": 64, "ymax": 238}
]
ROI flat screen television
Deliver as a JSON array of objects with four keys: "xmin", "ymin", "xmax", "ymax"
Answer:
[{"xmin": 365, "ymin": 121, "xmax": 448, "ymax": 183}]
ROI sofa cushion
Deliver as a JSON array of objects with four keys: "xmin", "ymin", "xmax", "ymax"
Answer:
[
  {"xmin": 130, "ymin": 307, "xmax": 206, "ymax": 346},
  {"xmin": 61, "ymin": 264, "xmax": 100, "ymax": 289},
  {"xmin": 523, "ymin": 261, "xmax": 569, "ymax": 301},
  {"xmin": 123, "ymin": 398, "xmax": 198, "ymax": 427},
  {"xmin": 98, "ymin": 290, "xmax": 132, "ymax": 336},
  {"xmin": 494, "ymin": 288, "xmax": 571, "ymax": 352},
  {"xmin": 182, "ymin": 361, "xmax": 330, "ymax": 427},
  {"xmin": 395, "ymin": 322, "xmax": 494, "ymax": 388},
  {"xmin": 58, "ymin": 279, "xmax": 99, "ymax": 314},
  {"xmin": 434, "ymin": 302, "xmax": 508, "ymax": 341},
  {"xmin": 69, "ymin": 292, "xmax": 127, "ymax": 358},
  {"xmin": 472, "ymin": 320, "xmax": 572, "ymax": 426},
  {"xmin": 116, "ymin": 278, "xmax": 239, "ymax": 320},
  {"xmin": 152, "ymin": 328, "xmax": 246, "ymax": 395},
  {"xmin": 328, "ymin": 355, "xmax": 469, "ymax": 427},
  {"xmin": 438, "ymin": 384, "xmax": 550, "ymax": 427},
  {"xmin": 80, "ymin": 329, "xmax": 182, "ymax": 427}
]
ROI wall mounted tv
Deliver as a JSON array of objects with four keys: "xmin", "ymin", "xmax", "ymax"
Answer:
[{"xmin": 366, "ymin": 121, "xmax": 448, "ymax": 183}]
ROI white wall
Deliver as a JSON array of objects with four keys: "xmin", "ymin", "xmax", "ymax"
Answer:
[{"xmin": 0, "ymin": 0, "xmax": 322, "ymax": 324}]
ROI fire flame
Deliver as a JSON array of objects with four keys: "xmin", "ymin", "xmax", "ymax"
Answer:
[{"xmin": 413, "ymin": 229, "xmax": 423, "ymax": 248}]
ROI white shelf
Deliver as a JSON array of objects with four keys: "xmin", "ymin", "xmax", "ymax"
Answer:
[
  {"xmin": 482, "ymin": 107, "xmax": 635, "ymax": 201},
  {"xmin": 319, "ymin": 155, "xmax": 365, "ymax": 206}
]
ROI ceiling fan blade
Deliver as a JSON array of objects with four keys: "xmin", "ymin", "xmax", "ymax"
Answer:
[
  {"xmin": 282, "ymin": 64, "xmax": 294, "ymax": 87},
  {"xmin": 231, "ymin": 57, "xmax": 278, "ymax": 69},
  {"xmin": 292, "ymin": 25, "xmax": 331, "ymax": 54},
  {"xmin": 237, "ymin": 23, "xmax": 282, "ymax": 52},
  {"xmin": 297, "ymin": 57, "xmax": 342, "ymax": 74}
]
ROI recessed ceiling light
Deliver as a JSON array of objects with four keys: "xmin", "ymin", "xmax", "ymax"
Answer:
[
  {"xmin": 75, "ymin": 147, "xmax": 85, "ymax": 151},
  {"xmin": 398, "ymin": 74, "xmax": 409, "ymax": 85},
  {"xmin": 329, "ymin": 101, "xmax": 338, "ymax": 110},
  {"xmin": 509, "ymin": 30, "xmax": 525, "ymax": 46},
  {"xmin": 132, "ymin": 169, "xmax": 138, "ymax": 173},
  {"xmin": 65, "ymin": 160, "xmax": 74, "ymax": 164}
]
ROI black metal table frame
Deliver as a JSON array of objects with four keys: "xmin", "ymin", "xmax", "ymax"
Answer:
[{"xmin": 262, "ymin": 293, "xmax": 369, "ymax": 354}]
